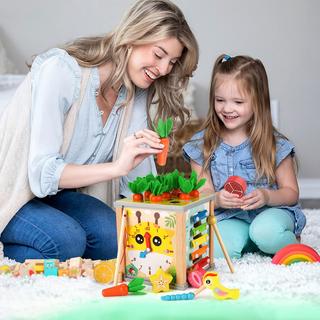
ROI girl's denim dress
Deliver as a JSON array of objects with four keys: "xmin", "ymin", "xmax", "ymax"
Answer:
[{"xmin": 183, "ymin": 130, "xmax": 306, "ymax": 236}]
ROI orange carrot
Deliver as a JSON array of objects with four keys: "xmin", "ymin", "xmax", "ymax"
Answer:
[
  {"xmin": 150, "ymin": 194, "xmax": 163, "ymax": 203},
  {"xmin": 189, "ymin": 190, "xmax": 200, "ymax": 199},
  {"xmin": 144, "ymin": 190, "xmax": 151, "ymax": 201},
  {"xmin": 157, "ymin": 137, "xmax": 169, "ymax": 166},
  {"xmin": 179, "ymin": 193, "xmax": 191, "ymax": 201},
  {"xmin": 171, "ymin": 188, "xmax": 181, "ymax": 198},
  {"xmin": 132, "ymin": 193, "xmax": 143, "ymax": 202},
  {"xmin": 102, "ymin": 283, "xmax": 128, "ymax": 297},
  {"xmin": 162, "ymin": 192, "xmax": 171, "ymax": 200}
]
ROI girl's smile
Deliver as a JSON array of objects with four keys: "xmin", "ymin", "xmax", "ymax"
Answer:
[{"xmin": 221, "ymin": 114, "xmax": 239, "ymax": 120}]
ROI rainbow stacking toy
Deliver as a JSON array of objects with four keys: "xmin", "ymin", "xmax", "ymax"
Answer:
[{"xmin": 272, "ymin": 244, "xmax": 320, "ymax": 265}]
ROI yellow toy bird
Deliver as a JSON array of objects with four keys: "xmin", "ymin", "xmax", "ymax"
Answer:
[{"xmin": 202, "ymin": 272, "xmax": 240, "ymax": 300}]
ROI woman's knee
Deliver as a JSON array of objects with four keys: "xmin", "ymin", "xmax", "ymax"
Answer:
[
  {"xmin": 249, "ymin": 208, "xmax": 298, "ymax": 254},
  {"xmin": 41, "ymin": 222, "xmax": 87, "ymax": 260},
  {"xmin": 83, "ymin": 204, "xmax": 118, "ymax": 260},
  {"xmin": 214, "ymin": 219, "xmax": 250, "ymax": 259},
  {"xmin": 1, "ymin": 199, "xmax": 87, "ymax": 261},
  {"xmin": 3, "ymin": 223, "xmax": 86, "ymax": 262},
  {"xmin": 42, "ymin": 191, "xmax": 117, "ymax": 259}
]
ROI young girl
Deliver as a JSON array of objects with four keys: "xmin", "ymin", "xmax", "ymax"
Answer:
[
  {"xmin": 0, "ymin": 0, "xmax": 198, "ymax": 262},
  {"xmin": 183, "ymin": 54, "xmax": 306, "ymax": 258}
]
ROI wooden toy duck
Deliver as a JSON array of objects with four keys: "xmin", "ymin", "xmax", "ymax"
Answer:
[{"xmin": 203, "ymin": 272, "xmax": 240, "ymax": 300}]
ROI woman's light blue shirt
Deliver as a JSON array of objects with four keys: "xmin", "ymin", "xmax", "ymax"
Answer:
[
  {"xmin": 29, "ymin": 48, "xmax": 155, "ymax": 198},
  {"xmin": 183, "ymin": 130, "xmax": 306, "ymax": 236}
]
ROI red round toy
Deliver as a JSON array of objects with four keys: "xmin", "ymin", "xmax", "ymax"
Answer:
[{"xmin": 224, "ymin": 176, "xmax": 247, "ymax": 198}]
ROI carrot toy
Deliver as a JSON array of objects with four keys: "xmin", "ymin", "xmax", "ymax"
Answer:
[
  {"xmin": 189, "ymin": 170, "xmax": 206, "ymax": 199},
  {"xmin": 149, "ymin": 180, "xmax": 165, "ymax": 203},
  {"xmin": 178, "ymin": 176, "xmax": 193, "ymax": 201},
  {"xmin": 102, "ymin": 277, "xmax": 145, "ymax": 297},
  {"xmin": 154, "ymin": 117, "xmax": 173, "ymax": 166},
  {"xmin": 128, "ymin": 177, "xmax": 148, "ymax": 202},
  {"xmin": 170, "ymin": 169, "xmax": 183, "ymax": 198},
  {"xmin": 143, "ymin": 174, "xmax": 156, "ymax": 201},
  {"xmin": 157, "ymin": 173, "xmax": 174, "ymax": 200}
]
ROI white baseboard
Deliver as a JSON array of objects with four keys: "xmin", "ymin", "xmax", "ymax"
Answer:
[{"xmin": 298, "ymin": 179, "xmax": 320, "ymax": 199}]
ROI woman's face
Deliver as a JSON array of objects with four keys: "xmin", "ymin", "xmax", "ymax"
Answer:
[{"xmin": 127, "ymin": 37, "xmax": 183, "ymax": 89}]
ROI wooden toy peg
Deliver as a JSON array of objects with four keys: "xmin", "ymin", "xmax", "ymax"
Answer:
[
  {"xmin": 208, "ymin": 200, "xmax": 235, "ymax": 273},
  {"xmin": 113, "ymin": 206, "xmax": 127, "ymax": 285}
]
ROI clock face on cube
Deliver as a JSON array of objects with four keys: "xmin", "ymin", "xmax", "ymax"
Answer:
[{"xmin": 125, "ymin": 208, "xmax": 176, "ymax": 277}]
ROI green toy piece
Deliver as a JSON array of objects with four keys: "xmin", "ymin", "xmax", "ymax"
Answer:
[
  {"xmin": 127, "ymin": 277, "xmax": 146, "ymax": 295},
  {"xmin": 128, "ymin": 177, "xmax": 148, "ymax": 202},
  {"xmin": 154, "ymin": 117, "xmax": 173, "ymax": 138}
]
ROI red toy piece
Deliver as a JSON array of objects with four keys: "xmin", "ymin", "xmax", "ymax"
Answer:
[
  {"xmin": 187, "ymin": 257, "xmax": 210, "ymax": 288},
  {"xmin": 224, "ymin": 176, "xmax": 247, "ymax": 198}
]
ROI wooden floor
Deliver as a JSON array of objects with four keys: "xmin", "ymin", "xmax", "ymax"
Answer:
[{"xmin": 300, "ymin": 199, "xmax": 320, "ymax": 209}]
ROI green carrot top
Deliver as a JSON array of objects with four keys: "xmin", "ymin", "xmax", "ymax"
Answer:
[
  {"xmin": 128, "ymin": 177, "xmax": 148, "ymax": 194},
  {"xmin": 178, "ymin": 176, "xmax": 193, "ymax": 194},
  {"xmin": 189, "ymin": 170, "xmax": 206, "ymax": 191},
  {"xmin": 154, "ymin": 117, "xmax": 173, "ymax": 138},
  {"xmin": 128, "ymin": 278, "xmax": 145, "ymax": 293}
]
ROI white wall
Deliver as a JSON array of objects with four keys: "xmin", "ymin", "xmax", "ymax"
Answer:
[{"xmin": 0, "ymin": 0, "xmax": 319, "ymax": 184}]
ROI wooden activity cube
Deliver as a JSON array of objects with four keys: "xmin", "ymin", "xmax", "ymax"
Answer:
[{"xmin": 114, "ymin": 194, "xmax": 215, "ymax": 289}]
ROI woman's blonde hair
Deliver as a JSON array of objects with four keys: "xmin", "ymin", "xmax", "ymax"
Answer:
[
  {"xmin": 63, "ymin": 0, "xmax": 199, "ymax": 130},
  {"xmin": 202, "ymin": 54, "xmax": 286, "ymax": 184}
]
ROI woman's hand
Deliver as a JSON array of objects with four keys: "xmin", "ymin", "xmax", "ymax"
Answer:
[
  {"xmin": 216, "ymin": 189, "xmax": 244, "ymax": 209},
  {"xmin": 241, "ymin": 189, "xmax": 270, "ymax": 210},
  {"xmin": 114, "ymin": 129, "xmax": 164, "ymax": 176}
]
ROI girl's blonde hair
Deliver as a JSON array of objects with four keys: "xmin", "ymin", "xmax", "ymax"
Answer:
[
  {"xmin": 203, "ymin": 54, "xmax": 285, "ymax": 184},
  {"xmin": 63, "ymin": 0, "xmax": 199, "ymax": 130}
]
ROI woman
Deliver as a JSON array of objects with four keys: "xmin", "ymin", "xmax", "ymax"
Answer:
[{"xmin": 0, "ymin": 0, "xmax": 199, "ymax": 262}]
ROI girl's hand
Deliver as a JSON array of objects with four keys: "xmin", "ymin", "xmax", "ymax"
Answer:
[
  {"xmin": 216, "ymin": 189, "xmax": 244, "ymax": 209},
  {"xmin": 114, "ymin": 129, "xmax": 163, "ymax": 176},
  {"xmin": 241, "ymin": 189, "xmax": 270, "ymax": 210}
]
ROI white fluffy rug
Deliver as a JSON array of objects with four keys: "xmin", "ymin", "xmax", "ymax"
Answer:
[{"xmin": 0, "ymin": 209, "xmax": 319, "ymax": 320}]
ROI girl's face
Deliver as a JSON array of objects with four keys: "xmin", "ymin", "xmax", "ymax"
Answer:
[
  {"xmin": 214, "ymin": 74, "xmax": 253, "ymax": 137},
  {"xmin": 127, "ymin": 37, "xmax": 183, "ymax": 89}
]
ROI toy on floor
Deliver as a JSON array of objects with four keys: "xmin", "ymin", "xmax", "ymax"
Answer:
[
  {"xmin": 161, "ymin": 292, "xmax": 195, "ymax": 301},
  {"xmin": 102, "ymin": 278, "xmax": 145, "ymax": 297},
  {"xmin": 113, "ymin": 171, "xmax": 234, "ymax": 289},
  {"xmin": 0, "ymin": 257, "xmax": 116, "ymax": 283},
  {"xmin": 200, "ymin": 272, "xmax": 240, "ymax": 300},
  {"xmin": 149, "ymin": 267, "xmax": 173, "ymax": 293},
  {"xmin": 161, "ymin": 271, "xmax": 240, "ymax": 301},
  {"xmin": 93, "ymin": 260, "xmax": 116, "ymax": 283},
  {"xmin": 272, "ymin": 243, "xmax": 320, "ymax": 265},
  {"xmin": 224, "ymin": 176, "xmax": 247, "ymax": 198}
]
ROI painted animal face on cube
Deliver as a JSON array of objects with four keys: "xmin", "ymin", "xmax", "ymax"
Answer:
[{"xmin": 126, "ymin": 209, "xmax": 175, "ymax": 276}]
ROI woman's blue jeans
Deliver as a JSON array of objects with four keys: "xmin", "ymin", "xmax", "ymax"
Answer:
[{"xmin": 0, "ymin": 190, "xmax": 118, "ymax": 262}]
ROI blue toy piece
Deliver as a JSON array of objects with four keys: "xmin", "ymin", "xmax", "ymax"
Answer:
[
  {"xmin": 44, "ymin": 259, "xmax": 58, "ymax": 276},
  {"xmin": 161, "ymin": 292, "xmax": 195, "ymax": 301},
  {"xmin": 190, "ymin": 210, "xmax": 208, "ymax": 224}
]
